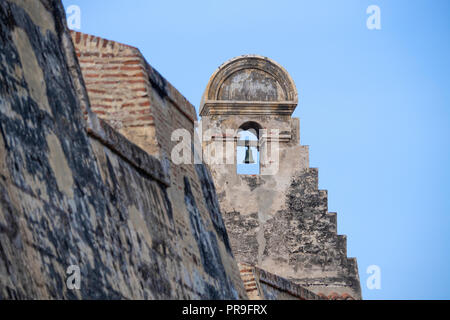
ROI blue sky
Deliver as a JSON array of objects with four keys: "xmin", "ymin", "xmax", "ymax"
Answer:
[{"xmin": 62, "ymin": 0, "xmax": 450, "ymax": 299}]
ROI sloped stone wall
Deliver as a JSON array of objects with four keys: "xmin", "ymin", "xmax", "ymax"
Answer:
[
  {"xmin": 221, "ymin": 168, "xmax": 361, "ymax": 299},
  {"xmin": 0, "ymin": 0, "xmax": 246, "ymax": 299},
  {"xmin": 262, "ymin": 168, "xmax": 361, "ymax": 298}
]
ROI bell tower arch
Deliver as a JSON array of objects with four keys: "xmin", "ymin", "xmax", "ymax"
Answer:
[
  {"xmin": 236, "ymin": 121, "xmax": 261, "ymax": 175},
  {"xmin": 200, "ymin": 55, "xmax": 302, "ymax": 177}
]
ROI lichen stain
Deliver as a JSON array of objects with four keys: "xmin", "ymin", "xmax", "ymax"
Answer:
[
  {"xmin": 8, "ymin": 0, "xmax": 56, "ymax": 35},
  {"xmin": 45, "ymin": 133, "xmax": 74, "ymax": 199},
  {"xmin": 128, "ymin": 205, "xmax": 153, "ymax": 248},
  {"xmin": 0, "ymin": 130, "xmax": 7, "ymax": 178},
  {"xmin": 22, "ymin": 165, "xmax": 50, "ymax": 202},
  {"xmin": 86, "ymin": 202, "xmax": 98, "ymax": 231},
  {"xmin": 219, "ymin": 69, "xmax": 282, "ymax": 101},
  {"xmin": 11, "ymin": 27, "xmax": 53, "ymax": 116}
]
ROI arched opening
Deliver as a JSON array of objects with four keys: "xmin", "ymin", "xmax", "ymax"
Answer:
[{"xmin": 237, "ymin": 122, "xmax": 261, "ymax": 175}]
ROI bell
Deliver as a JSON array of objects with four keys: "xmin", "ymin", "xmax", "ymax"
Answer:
[{"xmin": 244, "ymin": 145, "xmax": 255, "ymax": 164}]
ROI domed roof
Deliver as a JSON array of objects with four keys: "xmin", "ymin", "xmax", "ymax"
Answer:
[{"xmin": 200, "ymin": 55, "xmax": 298, "ymax": 116}]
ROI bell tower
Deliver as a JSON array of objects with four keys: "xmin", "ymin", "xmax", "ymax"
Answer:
[
  {"xmin": 200, "ymin": 55, "xmax": 302, "ymax": 175},
  {"xmin": 200, "ymin": 55, "xmax": 361, "ymax": 299}
]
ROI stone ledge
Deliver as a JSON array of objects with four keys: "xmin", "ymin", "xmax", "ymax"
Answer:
[
  {"xmin": 200, "ymin": 101, "xmax": 297, "ymax": 116},
  {"xmin": 71, "ymin": 30, "xmax": 139, "ymax": 53},
  {"xmin": 254, "ymin": 266, "xmax": 324, "ymax": 300},
  {"xmin": 239, "ymin": 263, "xmax": 323, "ymax": 300},
  {"xmin": 86, "ymin": 113, "xmax": 170, "ymax": 187}
]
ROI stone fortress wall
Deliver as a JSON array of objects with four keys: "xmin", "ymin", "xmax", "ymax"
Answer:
[{"xmin": 0, "ymin": 0, "xmax": 246, "ymax": 299}]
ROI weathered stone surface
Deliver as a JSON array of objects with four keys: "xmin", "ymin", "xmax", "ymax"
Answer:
[
  {"xmin": 262, "ymin": 169, "xmax": 361, "ymax": 297},
  {"xmin": 0, "ymin": 0, "xmax": 246, "ymax": 299},
  {"xmin": 238, "ymin": 263, "xmax": 324, "ymax": 300},
  {"xmin": 200, "ymin": 55, "xmax": 362, "ymax": 299},
  {"xmin": 70, "ymin": 28, "xmax": 247, "ymax": 299},
  {"xmin": 200, "ymin": 55, "xmax": 298, "ymax": 116}
]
